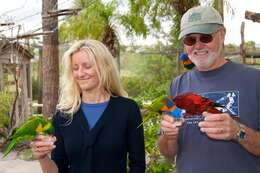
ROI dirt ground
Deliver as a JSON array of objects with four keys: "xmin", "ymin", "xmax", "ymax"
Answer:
[{"xmin": 0, "ymin": 152, "xmax": 42, "ymax": 173}]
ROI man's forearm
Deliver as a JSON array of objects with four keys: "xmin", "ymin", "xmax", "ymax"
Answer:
[
  {"xmin": 158, "ymin": 136, "xmax": 178, "ymax": 162},
  {"xmin": 238, "ymin": 125, "xmax": 260, "ymax": 156}
]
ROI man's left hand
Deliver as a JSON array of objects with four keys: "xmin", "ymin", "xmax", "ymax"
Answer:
[{"xmin": 198, "ymin": 112, "xmax": 239, "ymax": 140}]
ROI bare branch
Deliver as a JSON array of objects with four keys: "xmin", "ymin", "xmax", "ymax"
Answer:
[{"xmin": 245, "ymin": 11, "xmax": 260, "ymax": 23}]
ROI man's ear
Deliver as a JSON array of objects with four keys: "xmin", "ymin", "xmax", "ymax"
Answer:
[{"xmin": 220, "ymin": 27, "xmax": 226, "ymax": 39}]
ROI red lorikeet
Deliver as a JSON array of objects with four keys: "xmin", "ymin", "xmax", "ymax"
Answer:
[
  {"xmin": 147, "ymin": 92, "xmax": 224, "ymax": 119},
  {"xmin": 173, "ymin": 92, "xmax": 223, "ymax": 117}
]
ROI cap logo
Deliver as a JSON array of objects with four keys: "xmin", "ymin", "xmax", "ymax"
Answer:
[{"xmin": 188, "ymin": 12, "xmax": 201, "ymax": 22}]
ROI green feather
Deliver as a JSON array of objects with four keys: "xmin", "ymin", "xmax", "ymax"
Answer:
[
  {"xmin": 2, "ymin": 115, "xmax": 53, "ymax": 158},
  {"xmin": 147, "ymin": 95, "xmax": 168, "ymax": 112},
  {"xmin": 2, "ymin": 139, "xmax": 17, "ymax": 158},
  {"xmin": 137, "ymin": 95, "xmax": 168, "ymax": 128}
]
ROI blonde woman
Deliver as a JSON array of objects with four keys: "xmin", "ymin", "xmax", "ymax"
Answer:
[{"xmin": 30, "ymin": 39, "xmax": 145, "ymax": 173}]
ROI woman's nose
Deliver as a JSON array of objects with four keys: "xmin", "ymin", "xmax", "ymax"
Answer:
[{"xmin": 78, "ymin": 67, "xmax": 85, "ymax": 77}]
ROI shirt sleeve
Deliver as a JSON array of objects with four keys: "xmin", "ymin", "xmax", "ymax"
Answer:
[
  {"xmin": 168, "ymin": 75, "xmax": 182, "ymax": 97},
  {"xmin": 127, "ymin": 101, "xmax": 146, "ymax": 173},
  {"xmin": 51, "ymin": 112, "xmax": 70, "ymax": 173}
]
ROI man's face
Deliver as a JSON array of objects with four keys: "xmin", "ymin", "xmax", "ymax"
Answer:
[{"xmin": 184, "ymin": 27, "xmax": 226, "ymax": 71}]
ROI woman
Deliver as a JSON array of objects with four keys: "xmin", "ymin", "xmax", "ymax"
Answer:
[{"xmin": 30, "ymin": 39, "xmax": 145, "ymax": 173}]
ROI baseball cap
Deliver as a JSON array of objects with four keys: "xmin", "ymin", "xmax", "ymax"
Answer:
[{"xmin": 179, "ymin": 6, "xmax": 223, "ymax": 39}]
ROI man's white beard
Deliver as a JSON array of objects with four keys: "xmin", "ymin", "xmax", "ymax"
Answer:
[{"xmin": 190, "ymin": 45, "xmax": 223, "ymax": 71}]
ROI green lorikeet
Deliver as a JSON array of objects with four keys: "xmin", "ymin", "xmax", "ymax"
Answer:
[
  {"xmin": 147, "ymin": 95, "xmax": 168, "ymax": 113},
  {"xmin": 146, "ymin": 95, "xmax": 183, "ymax": 119},
  {"xmin": 2, "ymin": 115, "xmax": 54, "ymax": 158}
]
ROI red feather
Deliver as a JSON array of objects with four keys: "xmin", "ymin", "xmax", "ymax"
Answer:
[{"xmin": 172, "ymin": 92, "xmax": 221, "ymax": 117}]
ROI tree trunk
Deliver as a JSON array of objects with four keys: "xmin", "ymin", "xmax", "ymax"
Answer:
[
  {"xmin": 102, "ymin": 25, "xmax": 119, "ymax": 58},
  {"xmin": 42, "ymin": 0, "xmax": 59, "ymax": 118},
  {"xmin": 214, "ymin": 0, "xmax": 224, "ymax": 21},
  {"xmin": 102, "ymin": 25, "xmax": 120, "ymax": 71},
  {"xmin": 38, "ymin": 47, "xmax": 43, "ymax": 114}
]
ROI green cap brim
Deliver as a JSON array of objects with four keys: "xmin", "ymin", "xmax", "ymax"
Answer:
[{"xmin": 179, "ymin": 24, "xmax": 223, "ymax": 39}]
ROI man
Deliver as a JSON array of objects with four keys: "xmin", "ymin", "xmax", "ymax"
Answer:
[{"xmin": 158, "ymin": 6, "xmax": 260, "ymax": 173}]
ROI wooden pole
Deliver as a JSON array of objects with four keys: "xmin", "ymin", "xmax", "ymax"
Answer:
[
  {"xmin": 240, "ymin": 22, "xmax": 246, "ymax": 64},
  {"xmin": 42, "ymin": 0, "xmax": 59, "ymax": 118},
  {"xmin": 38, "ymin": 47, "xmax": 43, "ymax": 114}
]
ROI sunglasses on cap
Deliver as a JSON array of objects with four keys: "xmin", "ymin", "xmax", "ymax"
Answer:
[{"xmin": 183, "ymin": 33, "xmax": 214, "ymax": 46}]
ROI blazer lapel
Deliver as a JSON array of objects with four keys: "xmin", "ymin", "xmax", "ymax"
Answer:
[
  {"xmin": 81, "ymin": 96, "xmax": 117, "ymax": 146},
  {"xmin": 79, "ymin": 96, "xmax": 117, "ymax": 173}
]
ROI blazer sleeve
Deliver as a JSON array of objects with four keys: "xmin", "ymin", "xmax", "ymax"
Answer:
[
  {"xmin": 127, "ymin": 101, "xmax": 146, "ymax": 173},
  {"xmin": 51, "ymin": 112, "xmax": 70, "ymax": 173}
]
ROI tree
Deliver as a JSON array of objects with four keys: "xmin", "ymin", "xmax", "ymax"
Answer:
[
  {"xmin": 245, "ymin": 41, "xmax": 256, "ymax": 51},
  {"xmin": 42, "ymin": 0, "xmax": 59, "ymax": 118},
  {"xmin": 59, "ymin": 0, "xmax": 148, "ymax": 59},
  {"xmin": 128, "ymin": 0, "xmax": 200, "ymax": 48},
  {"xmin": 202, "ymin": 0, "xmax": 235, "ymax": 21}
]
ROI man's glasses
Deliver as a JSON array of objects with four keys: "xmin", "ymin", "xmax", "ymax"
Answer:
[{"xmin": 183, "ymin": 34, "xmax": 214, "ymax": 46}]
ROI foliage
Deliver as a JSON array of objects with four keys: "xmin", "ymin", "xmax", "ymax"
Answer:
[
  {"xmin": 19, "ymin": 148, "xmax": 35, "ymax": 161},
  {"xmin": 201, "ymin": 0, "xmax": 235, "ymax": 17},
  {"xmin": 128, "ymin": 0, "xmax": 200, "ymax": 47},
  {"xmin": 0, "ymin": 90, "xmax": 12, "ymax": 128},
  {"xmin": 59, "ymin": 0, "xmax": 148, "ymax": 42},
  {"xmin": 225, "ymin": 43, "xmax": 238, "ymax": 52},
  {"xmin": 121, "ymin": 52, "xmax": 175, "ymax": 103},
  {"xmin": 245, "ymin": 41, "xmax": 256, "ymax": 51},
  {"xmin": 143, "ymin": 113, "xmax": 176, "ymax": 173},
  {"xmin": 121, "ymin": 49, "xmax": 178, "ymax": 172},
  {"xmin": 32, "ymin": 61, "xmax": 39, "ymax": 101},
  {"xmin": 0, "ymin": 90, "xmax": 13, "ymax": 146},
  {"xmin": 59, "ymin": 0, "xmax": 149, "ymax": 58},
  {"xmin": 59, "ymin": 0, "xmax": 107, "ymax": 42}
]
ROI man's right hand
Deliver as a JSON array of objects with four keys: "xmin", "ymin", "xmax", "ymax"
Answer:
[
  {"xmin": 158, "ymin": 114, "xmax": 183, "ymax": 161},
  {"xmin": 159, "ymin": 114, "xmax": 183, "ymax": 141}
]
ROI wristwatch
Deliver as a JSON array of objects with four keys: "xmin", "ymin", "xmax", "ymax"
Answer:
[{"xmin": 236, "ymin": 123, "xmax": 247, "ymax": 141}]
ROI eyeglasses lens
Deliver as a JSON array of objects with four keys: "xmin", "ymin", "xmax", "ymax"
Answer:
[{"xmin": 183, "ymin": 34, "xmax": 213, "ymax": 46}]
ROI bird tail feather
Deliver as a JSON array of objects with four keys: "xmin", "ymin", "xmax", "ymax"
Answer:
[{"xmin": 2, "ymin": 139, "xmax": 17, "ymax": 158}]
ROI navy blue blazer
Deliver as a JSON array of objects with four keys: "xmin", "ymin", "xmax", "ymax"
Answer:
[{"xmin": 51, "ymin": 96, "xmax": 145, "ymax": 173}]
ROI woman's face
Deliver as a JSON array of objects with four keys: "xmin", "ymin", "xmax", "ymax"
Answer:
[{"xmin": 71, "ymin": 50, "xmax": 100, "ymax": 92}]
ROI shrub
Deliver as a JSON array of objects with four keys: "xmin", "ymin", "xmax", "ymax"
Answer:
[
  {"xmin": 0, "ymin": 90, "xmax": 13, "ymax": 147},
  {"xmin": 0, "ymin": 90, "xmax": 12, "ymax": 128},
  {"xmin": 121, "ymin": 51, "xmax": 178, "ymax": 172}
]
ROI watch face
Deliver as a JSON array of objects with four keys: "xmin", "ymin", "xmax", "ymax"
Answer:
[{"xmin": 238, "ymin": 129, "xmax": 246, "ymax": 140}]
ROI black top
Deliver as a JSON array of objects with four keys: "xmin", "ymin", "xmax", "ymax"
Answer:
[{"xmin": 51, "ymin": 96, "xmax": 145, "ymax": 173}]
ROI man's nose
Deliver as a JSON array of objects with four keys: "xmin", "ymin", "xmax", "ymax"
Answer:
[{"xmin": 193, "ymin": 38, "xmax": 205, "ymax": 49}]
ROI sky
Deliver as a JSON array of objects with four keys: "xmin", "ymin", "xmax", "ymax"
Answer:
[
  {"xmin": 0, "ymin": 0, "xmax": 260, "ymax": 46},
  {"xmin": 224, "ymin": 0, "xmax": 260, "ymax": 45}
]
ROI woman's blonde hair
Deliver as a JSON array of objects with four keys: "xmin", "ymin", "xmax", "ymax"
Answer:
[{"xmin": 57, "ymin": 39, "xmax": 127, "ymax": 115}]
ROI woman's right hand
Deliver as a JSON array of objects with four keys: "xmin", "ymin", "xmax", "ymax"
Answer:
[{"xmin": 30, "ymin": 135, "xmax": 56, "ymax": 160}]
